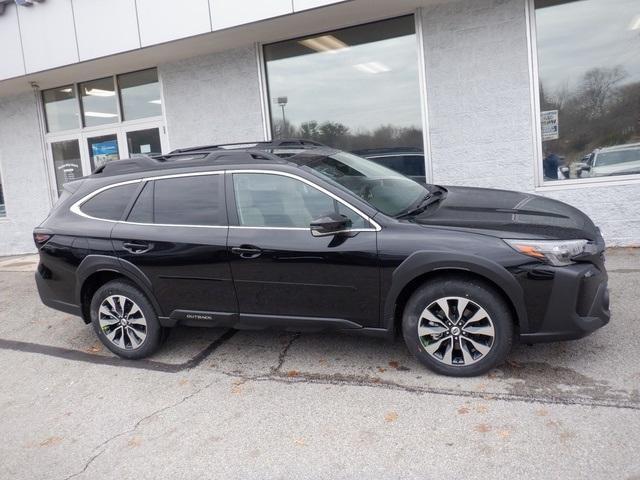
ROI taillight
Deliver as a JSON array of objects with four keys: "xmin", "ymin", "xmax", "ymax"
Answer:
[{"xmin": 33, "ymin": 232, "xmax": 52, "ymax": 249}]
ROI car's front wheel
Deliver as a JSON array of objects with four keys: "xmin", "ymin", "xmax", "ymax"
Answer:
[
  {"xmin": 90, "ymin": 280, "xmax": 163, "ymax": 359},
  {"xmin": 402, "ymin": 276, "xmax": 514, "ymax": 377}
]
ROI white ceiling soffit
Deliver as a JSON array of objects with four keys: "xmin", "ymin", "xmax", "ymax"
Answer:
[{"xmin": 0, "ymin": 0, "xmax": 429, "ymax": 98}]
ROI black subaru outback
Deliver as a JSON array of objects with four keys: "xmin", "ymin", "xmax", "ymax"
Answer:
[{"xmin": 34, "ymin": 140, "xmax": 610, "ymax": 377}]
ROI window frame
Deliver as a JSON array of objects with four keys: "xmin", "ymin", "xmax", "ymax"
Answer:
[
  {"xmin": 41, "ymin": 68, "xmax": 168, "ymax": 202},
  {"xmin": 258, "ymin": 13, "xmax": 432, "ymax": 184},
  {"xmin": 527, "ymin": 0, "xmax": 640, "ymax": 190},
  {"xmin": 70, "ymin": 169, "xmax": 382, "ymax": 232}
]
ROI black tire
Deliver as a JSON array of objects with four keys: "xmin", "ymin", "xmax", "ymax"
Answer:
[
  {"xmin": 402, "ymin": 275, "xmax": 514, "ymax": 377},
  {"xmin": 90, "ymin": 280, "xmax": 164, "ymax": 359}
]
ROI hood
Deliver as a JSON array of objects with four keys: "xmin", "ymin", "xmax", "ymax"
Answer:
[{"xmin": 412, "ymin": 185, "xmax": 599, "ymax": 240}]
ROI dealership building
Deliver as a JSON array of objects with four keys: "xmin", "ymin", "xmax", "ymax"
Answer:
[{"xmin": 0, "ymin": 0, "xmax": 638, "ymax": 255}]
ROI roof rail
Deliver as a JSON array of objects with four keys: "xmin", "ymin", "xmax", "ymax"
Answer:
[
  {"xmin": 169, "ymin": 138, "xmax": 325, "ymax": 154},
  {"xmin": 94, "ymin": 150, "xmax": 286, "ymax": 177}
]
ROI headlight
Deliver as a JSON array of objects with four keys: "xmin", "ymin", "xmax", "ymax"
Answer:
[{"xmin": 504, "ymin": 239, "xmax": 590, "ymax": 266}]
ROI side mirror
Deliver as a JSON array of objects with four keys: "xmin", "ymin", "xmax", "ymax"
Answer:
[{"xmin": 310, "ymin": 212, "xmax": 352, "ymax": 237}]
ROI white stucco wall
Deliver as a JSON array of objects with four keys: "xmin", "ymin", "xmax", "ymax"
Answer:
[
  {"xmin": 0, "ymin": 92, "xmax": 52, "ymax": 255},
  {"xmin": 159, "ymin": 45, "xmax": 266, "ymax": 150},
  {"xmin": 420, "ymin": 0, "xmax": 639, "ymax": 246}
]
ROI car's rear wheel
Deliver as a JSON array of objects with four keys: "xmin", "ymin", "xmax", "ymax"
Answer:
[
  {"xmin": 90, "ymin": 280, "xmax": 163, "ymax": 359},
  {"xmin": 402, "ymin": 276, "xmax": 513, "ymax": 377}
]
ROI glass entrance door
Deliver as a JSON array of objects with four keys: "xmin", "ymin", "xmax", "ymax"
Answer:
[
  {"xmin": 87, "ymin": 133, "xmax": 121, "ymax": 171},
  {"xmin": 50, "ymin": 139, "xmax": 83, "ymax": 194},
  {"xmin": 126, "ymin": 127, "xmax": 162, "ymax": 156},
  {"xmin": 46, "ymin": 122, "xmax": 167, "ymax": 198}
]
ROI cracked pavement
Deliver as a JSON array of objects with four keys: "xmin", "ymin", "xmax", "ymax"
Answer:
[{"xmin": 0, "ymin": 250, "xmax": 639, "ymax": 479}]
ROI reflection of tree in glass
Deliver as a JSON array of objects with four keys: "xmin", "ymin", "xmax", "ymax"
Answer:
[
  {"xmin": 541, "ymin": 65, "xmax": 640, "ymax": 176},
  {"xmin": 274, "ymin": 118, "xmax": 422, "ymax": 151}
]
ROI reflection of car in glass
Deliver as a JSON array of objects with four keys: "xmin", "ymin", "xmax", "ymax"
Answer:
[
  {"xmin": 351, "ymin": 148, "xmax": 426, "ymax": 183},
  {"xmin": 35, "ymin": 139, "xmax": 609, "ymax": 377},
  {"xmin": 579, "ymin": 143, "xmax": 640, "ymax": 178}
]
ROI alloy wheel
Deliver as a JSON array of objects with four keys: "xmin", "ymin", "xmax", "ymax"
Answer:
[
  {"xmin": 98, "ymin": 295, "xmax": 148, "ymax": 350},
  {"xmin": 417, "ymin": 296, "xmax": 495, "ymax": 366}
]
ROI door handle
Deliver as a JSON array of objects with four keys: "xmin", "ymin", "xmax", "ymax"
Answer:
[
  {"xmin": 122, "ymin": 241, "xmax": 153, "ymax": 254},
  {"xmin": 231, "ymin": 245, "xmax": 262, "ymax": 259}
]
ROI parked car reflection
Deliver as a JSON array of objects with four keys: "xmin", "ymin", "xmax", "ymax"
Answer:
[
  {"xmin": 577, "ymin": 143, "xmax": 640, "ymax": 178},
  {"xmin": 352, "ymin": 147, "xmax": 426, "ymax": 183}
]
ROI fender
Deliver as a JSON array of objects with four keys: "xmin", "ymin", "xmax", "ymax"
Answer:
[
  {"xmin": 383, "ymin": 251, "xmax": 529, "ymax": 332},
  {"xmin": 75, "ymin": 255, "xmax": 163, "ymax": 317}
]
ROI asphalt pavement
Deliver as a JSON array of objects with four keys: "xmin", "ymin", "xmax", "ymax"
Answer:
[{"xmin": 0, "ymin": 250, "xmax": 638, "ymax": 479}]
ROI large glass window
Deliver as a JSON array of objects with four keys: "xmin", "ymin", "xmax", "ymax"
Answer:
[
  {"xmin": 264, "ymin": 16, "xmax": 424, "ymax": 154},
  {"xmin": 118, "ymin": 69, "xmax": 162, "ymax": 121},
  {"xmin": 535, "ymin": 0, "xmax": 640, "ymax": 182},
  {"xmin": 43, "ymin": 86, "xmax": 79, "ymax": 132},
  {"xmin": 79, "ymin": 77, "xmax": 119, "ymax": 127}
]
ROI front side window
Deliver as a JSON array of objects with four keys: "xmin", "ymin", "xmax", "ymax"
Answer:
[
  {"xmin": 80, "ymin": 183, "xmax": 139, "ymax": 221},
  {"xmin": 153, "ymin": 175, "xmax": 225, "ymax": 226},
  {"xmin": 535, "ymin": 0, "xmax": 640, "ymax": 182},
  {"xmin": 233, "ymin": 173, "xmax": 368, "ymax": 229},
  {"xmin": 264, "ymin": 16, "xmax": 424, "ymax": 153}
]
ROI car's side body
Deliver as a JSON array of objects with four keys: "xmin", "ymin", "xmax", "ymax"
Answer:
[{"xmin": 35, "ymin": 154, "xmax": 609, "ymax": 345}]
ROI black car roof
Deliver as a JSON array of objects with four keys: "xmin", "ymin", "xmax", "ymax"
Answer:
[{"xmin": 92, "ymin": 139, "xmax": 336, "ymax": 178}]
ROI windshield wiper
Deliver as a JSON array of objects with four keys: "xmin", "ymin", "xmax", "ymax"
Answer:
[{"xmin": 396, "ymin": 190, "xmax": 445, "ymax": 219}]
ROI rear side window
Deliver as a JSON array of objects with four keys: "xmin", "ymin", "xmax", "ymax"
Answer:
[
  {"xmin": 80, "ymin": 183, "xmax": 138, "ymax": 221},
  {"xmin": 127, "ymin": 181, "xmax": 153, "ymax": 223},
  {"xmin": 153, "ymin": 174, "xmax": 224, "ymax": 226}
]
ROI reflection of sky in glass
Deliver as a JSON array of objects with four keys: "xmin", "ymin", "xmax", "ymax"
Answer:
[
  {"xmin": 536, "ymin": 0, "xmax": 640, "ymax": 93},
  {"xmin": 265, "ymin": 27, "xmax": 422, "ymax": 132},
  {"xmin": 119, "ymin": 69, "xmax": 162, "ymax": 121},
  {"xmin": 43, "ymin": 87, "xmax": 79, "ymax": 132}
]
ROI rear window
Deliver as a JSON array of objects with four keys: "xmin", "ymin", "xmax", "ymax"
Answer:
[
  {"xmin": 152, "ymin": 174, "xmax": 224, "ymax": 226},
  {"xmin": 80, "ymin": 183, "xmax": 138, "ymax": 221}
]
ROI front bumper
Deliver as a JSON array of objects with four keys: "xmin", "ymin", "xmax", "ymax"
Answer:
[{"xmin": 517, "ymin": 260, "xmax": 610, "ymax": 343}]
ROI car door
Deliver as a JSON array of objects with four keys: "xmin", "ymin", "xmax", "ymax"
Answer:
[
  {"xmin": 111, "ymin": 172, "xmax": 237, "ymax": 321},
  {"xmin": 226, "ymin": 170, "xmax": 380, "ymax": 329}
]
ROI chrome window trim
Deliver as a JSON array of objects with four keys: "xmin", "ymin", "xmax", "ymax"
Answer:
[
  {"xmin": 69, "ymin": 168, "xmax": 382, "ymax": 232},
  {"xmin": 228, "ymin": 169, "xmax": 382, "ymax": 232}
]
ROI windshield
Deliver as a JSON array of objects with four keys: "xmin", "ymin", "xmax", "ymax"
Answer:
[
  {"xmin": 595, "ymin": 148, "xmax": 640, "ymax": 167},
  {"xmin": 303, "ymin": 151, "xmax": 428, "ymax": 216}
]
